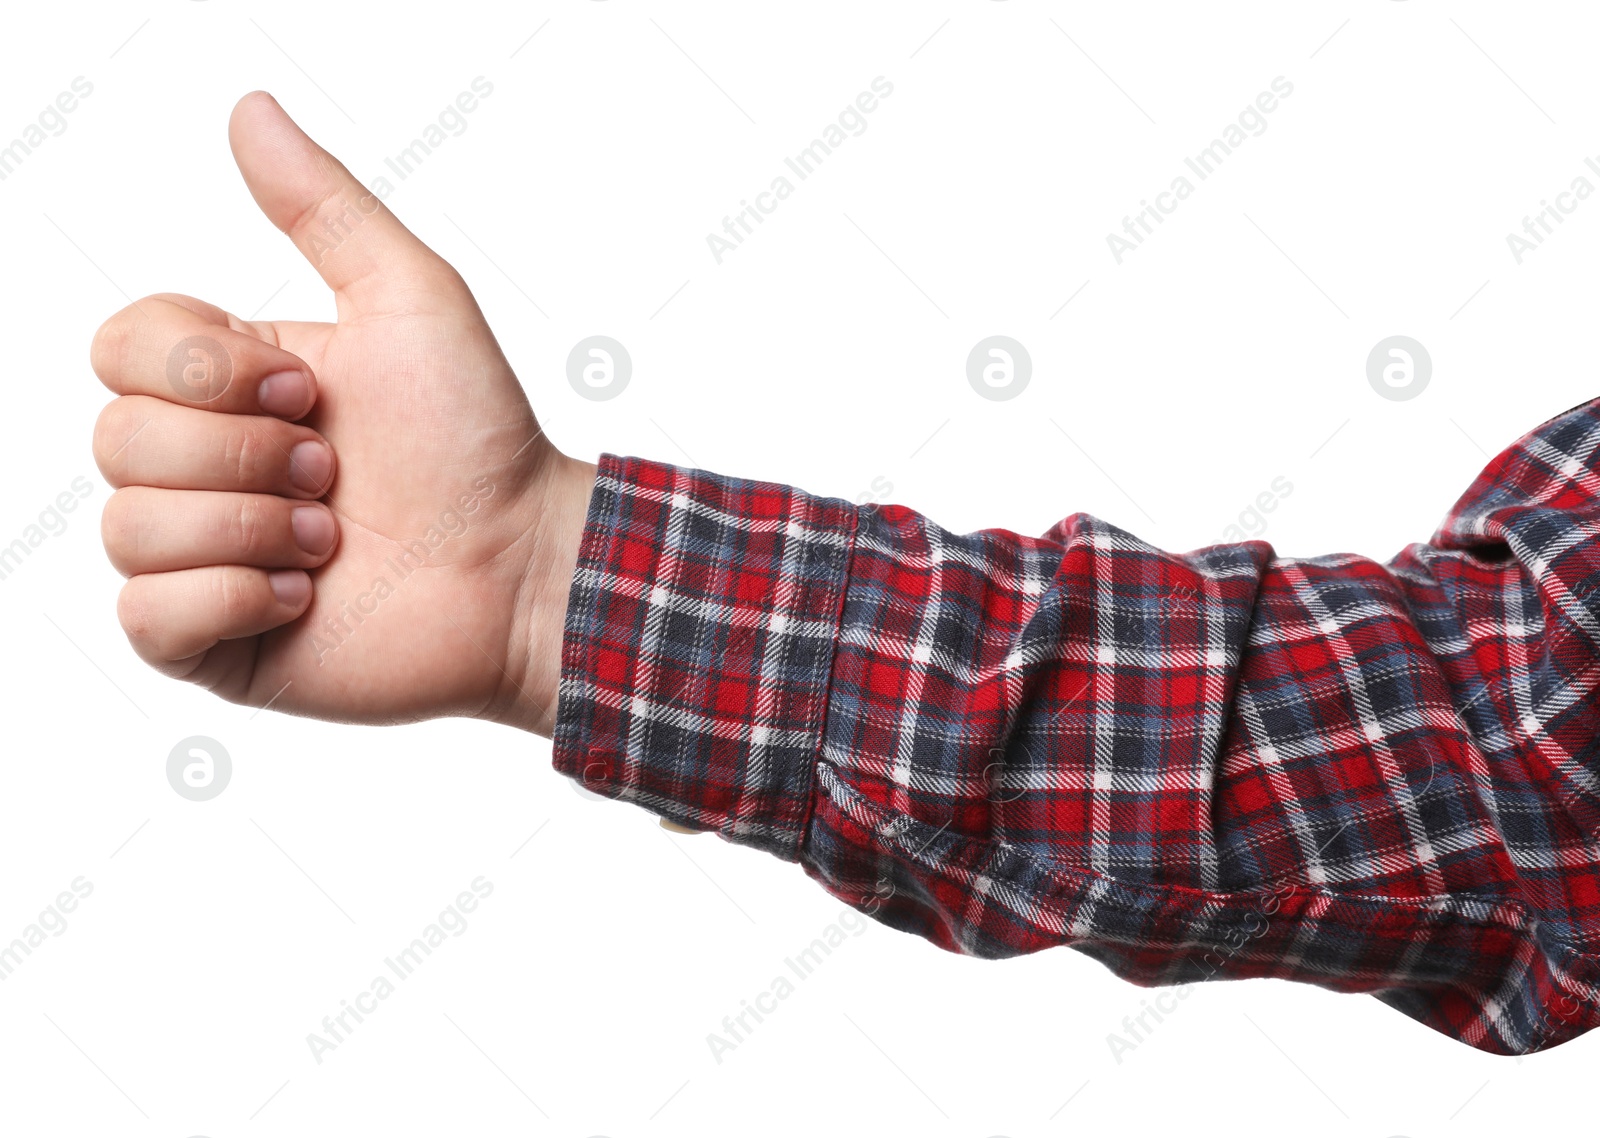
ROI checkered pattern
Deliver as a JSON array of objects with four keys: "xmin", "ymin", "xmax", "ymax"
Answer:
[{"xmin": 553, "ymin": 398, "xmax": 1600, "ymax": 1055}]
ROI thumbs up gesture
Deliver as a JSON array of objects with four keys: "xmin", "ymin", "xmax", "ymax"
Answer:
[{"xmin": 90, "ymin": 92, "xmax": 595, "ymax": 736}]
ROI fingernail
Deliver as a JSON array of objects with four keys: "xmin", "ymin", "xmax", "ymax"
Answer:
[
  {"xmin": 257, "ymin": 371, "xmax": 310, "ymax": 417},
  {"xmin": 290, "ymin": 506, "xmax": 336, "ymax": 555},
  {"xmin": 288, "ymin": 440, "xmax": 332, "ymax": 493},
  {"xmin": 268, "ymin": 569, "xmax": 311, "ymax": 607}
]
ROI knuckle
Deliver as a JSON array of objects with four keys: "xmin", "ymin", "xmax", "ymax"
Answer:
[
  {"xmin": 212, "ymin": 568, "xmax": 257, "ymax": 627},
  {"xmin": 229, "ymin": 496, "xmax": 271, "ymax": 557},
  {"xmin": 116, "ymin": 579, "xmax": 155, "ymax": 645},
  {"xmin": 100, "ymin": 488, "xmax": 140, "ymax": 571},
  {"xmin": 224, "ymin": 425, "xmax": 267, "ymax": 488},
  {"xmin": 89, "ymin": 308, "xmax": 135, "ymax": 384},
  {"xmin": 92, "ymin": 400, "xmax": 137, "ymax": 478}
]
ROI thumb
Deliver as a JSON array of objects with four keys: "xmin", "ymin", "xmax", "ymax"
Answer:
[{"xmin": 228, "ymin": 91, "xmax": 459, "ymax": 313}]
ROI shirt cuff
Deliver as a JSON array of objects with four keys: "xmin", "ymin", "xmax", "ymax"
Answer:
[{"xmin": 551, "ymin": 453, "xmax": 859, "ymax": 861}]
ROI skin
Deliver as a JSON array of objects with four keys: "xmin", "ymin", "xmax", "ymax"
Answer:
[{"xmin": 90, "ymin": 91, "xmax": 595, "ymax": 737}]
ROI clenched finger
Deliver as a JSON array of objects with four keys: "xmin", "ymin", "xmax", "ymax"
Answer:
[
  {"xmin": 91, "ymin": 295, "xmax": 317, "ymax": 418},
  {"xmin": 102, "ymin": 487, "xmax": 339, "ymax": 576},
  {"xmin": 118, "ymin": 565, "xmax": 312, "ymax": 675},
  {"xmin": 94, "ymin": 396, "xmax": 336, "ymax": 499}
]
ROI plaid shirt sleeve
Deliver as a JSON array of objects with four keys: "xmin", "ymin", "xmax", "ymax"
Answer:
[{"xmin": 552, "ymin": 397, "xmax": 1600, "ymax": 1056}]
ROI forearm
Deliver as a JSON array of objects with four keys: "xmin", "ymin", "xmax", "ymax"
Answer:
[
  {"xmin": 535, "ymin": 399, "xmax": 1600, "ymax": 1056},
  {"xmin": 546, "ymin": 452, "xmax": 857, "ymax": 852}
]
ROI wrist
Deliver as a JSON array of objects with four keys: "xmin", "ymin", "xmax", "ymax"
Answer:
[{"xmin": 484, "ymin": 448, "xmax": 597, "ymax": 737}]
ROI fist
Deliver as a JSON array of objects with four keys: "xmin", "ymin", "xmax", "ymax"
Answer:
[{"xmin": 90, "ymin": 92, "xmax": 594, "ymax": 735}]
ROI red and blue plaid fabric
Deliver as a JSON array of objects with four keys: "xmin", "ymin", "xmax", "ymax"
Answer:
[{"xmin": 552, "ymin": 397, "xmax": 1600, "ymax": 1055}]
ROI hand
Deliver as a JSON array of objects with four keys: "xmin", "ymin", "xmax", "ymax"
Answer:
[{"xmin": 90, "ymin": 91, "xmax": 595, "ymax": 736}]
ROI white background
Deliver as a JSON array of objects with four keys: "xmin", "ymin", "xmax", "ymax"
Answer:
[{"xmin": 0, "ymin": 1, "xmax": 1592, "ymax": 1134}]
